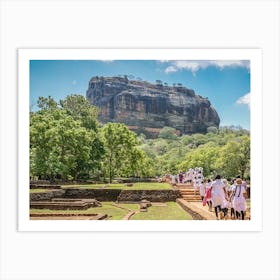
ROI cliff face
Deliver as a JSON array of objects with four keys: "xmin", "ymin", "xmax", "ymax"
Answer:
[{"xmin": 86, "ymin": 76, "xmax": 220, "ymax": 136}]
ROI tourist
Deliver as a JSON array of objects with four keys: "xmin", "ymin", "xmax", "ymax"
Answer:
[
  {"xmin": 223, "ymin": 179, "xmax": 229, "ymax": 193},
  {"xmin": 199, "ymin": 180, "xmax": 206, "ymax": 201},
  {"xmin": 171, "ymin": 174, "xmax": 177, "ymax": 186},
  {"xmin": 228, "ymin": 180, "xmax": 236, "ymax": 219},
  {"xmin": 236, "ymin": 175, "xmax": 247, "ymax": 189},
  {"xmin": 232, "ymin": 178, "xmax": 247, "ymax": 220},
  {"xmin": 197, "ymin": 168, "xmax": 204, "ymax": 183},
  {"xmin": 211, "ymin": 175, "xmax": 228, "ymax": 220},
  {"xmin": 193, "ymin": 176, "xmax": 199, "ymax": 196},
  {"xmin": 156, "ymin": 176, "xmax": 162, "ymax": 183},
  {"xmin": 178, "ymin": 171, "xmax": 184, "ymax": 184},
  {"xmin": 185, "ymin": 169, "xmax": 192, "ymax": 183},
  {"xmin": 204, "ymin": 179, "xmax": 212, "ymax": 211}
]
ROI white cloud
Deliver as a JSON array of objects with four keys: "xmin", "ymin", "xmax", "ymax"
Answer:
[
  {"xmin": 236, "ymin": 93, "xmax": 250, "ymax": 109},
  {"xmin": 163, "ymin": 60, "xmax": 250, "ymax": 74},
  {"xmin": 212, "ymin": 60, "xmax": 248, "ymax": 68},
  {"xmin": 165, "ymin": 66, "xmax": 177, "ymax": 73},
  {"xmin": 72, "ymin": 80, "xmax": 77, "ymax": 85},
  {"xmin": 99, "ymin": 60, "xmax": 114, "ymax": 63}
]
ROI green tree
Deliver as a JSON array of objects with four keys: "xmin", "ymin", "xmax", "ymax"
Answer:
[
  {"xmin": 158, "ymin": 126, "xmax": 178, "ymax": 140},
  {"xmin": 207, "ymin": 126, "xmax": 218, "ymax": 134},
  {"xmin": 178, "ymin": 143, "xmax": 221, "ymax": 177},
  {"xmin": 217, "ymin": 135, "xmax": 250, "ymax": 178},
  {"xmin": 30, "ymin": 95, "xmax": 104, "ymax": 181},
  {"xmin": 101, "ymin": 123, "xmax": 148, "ymax": 182},
  {"xmin": 30, "ymin": 108, "xmax": 94, "ymax": 180},
  {"xmin": 37, "ymin": 96, "xmax": 58, "ymax": 110},
  {"xmin": 59, "ymin": 94, "xmax": 104, "ymax": 178},
  {"xmin": 59, "ymin": 94, "xmax": 98, "ymax": 130}
]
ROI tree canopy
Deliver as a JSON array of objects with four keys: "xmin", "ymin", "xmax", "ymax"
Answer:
[
  {"xmin": 30, "ymin": 95, "xmax": 250, "ymax": 181},
  {"xmin": 30, "ymin": 95, "xmax": 152, "ymax": 182}
]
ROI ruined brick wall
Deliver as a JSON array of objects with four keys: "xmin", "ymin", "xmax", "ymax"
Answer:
[
  {"xmin": 30, "ymin": 188, "xmax": 181, "ymax": 202},
  {"xmin": 117, "ymin": 190, "xmax": 181, "ymax": 202},
  {"xmin": 30, "ymin": 190, "xmax": 65, "ymax": 201}
]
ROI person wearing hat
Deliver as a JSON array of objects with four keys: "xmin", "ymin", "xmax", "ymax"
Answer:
[{"xmin": 232, "ymin": 178, "xmax": 247, "ymax": 220}]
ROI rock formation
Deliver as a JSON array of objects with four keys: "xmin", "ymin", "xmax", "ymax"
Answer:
[{"xmin": 86, "ymin": 76, "xmax": 220, "ymax": 136}]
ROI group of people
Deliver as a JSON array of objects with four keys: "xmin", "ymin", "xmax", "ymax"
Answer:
[
  {"xmin": 170, "ymin": 167, "xmax": 204, "ymax": 185},
  {"xmin": 167, "ymin": 168, "xmax": 248, "ymax": 220},
  {"xmin": 201, "ymin": 175, "xmax": 248, "ymax": 220}
]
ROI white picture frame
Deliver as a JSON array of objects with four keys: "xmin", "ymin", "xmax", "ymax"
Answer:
[{"xmin": 18, "ymin": 48, "xmax": 262, "ymax": 232}]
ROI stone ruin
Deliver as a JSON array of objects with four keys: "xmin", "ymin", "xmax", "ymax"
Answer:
[
  {"xmin": 30, "ymin": 198, "xmax": 102, "ymax": 211},
  {"xmin": 139, "ymin": 199, "xmax": 152, "ymax": 212},
  {"xmin": 30, "ymin": 213, "xmax": 107, "ymax": 220},
  {"xmin": 30, "ymin": 184, "xmax": 62, "ymax": 189}
]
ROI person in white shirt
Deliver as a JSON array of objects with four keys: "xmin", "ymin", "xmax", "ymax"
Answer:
[
  {"xmin": 211, "ymin": 175, "xmax": 228, "ymax": 220},
  {"xmin": 228, "ymin": 180, "xmax": 236, "ymax": 219},
  {"xmin": 171, "ymin": 174, "xmax": 177, "ymax": 186},
  {"xmin": 193, "ymin": 177, "xmax": 197, "ymax": 195},
  {"xmin": 199, "ymin": 181, "xmax": 206, "ymax": 201},
  {"xmin": 232, "ymin": 178, "xmax": 247, "ymax": 220}
]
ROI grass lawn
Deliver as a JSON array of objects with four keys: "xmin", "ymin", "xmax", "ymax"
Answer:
[
  {"xmin": 131, "ymin": 202, "xmax": 192, "ymax": 220},
  {"xmin": 30, "ymin": 202, "xmax": 192, "ymax": 220},
  {"xmin": 30, "ymin": 189, "xmax": 51, "ymax": 193},
  {"xmin": 61, "ymin": 182, "xmax": 172, "ymax": 190}
]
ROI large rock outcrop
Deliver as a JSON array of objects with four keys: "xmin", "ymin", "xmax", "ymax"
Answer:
[{"xmin": 86, "ymin": 76, "xmax": 220, "ymax": 136}]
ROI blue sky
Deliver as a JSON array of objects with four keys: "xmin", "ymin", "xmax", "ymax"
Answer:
[{"xmin": 30, "ymin": 60, "xmax": 250, "ymax": 130}]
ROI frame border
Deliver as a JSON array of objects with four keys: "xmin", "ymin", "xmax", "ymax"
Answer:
[{"xmin": 18, "ymin": 48, "xmax": 262, "ymax": 232}]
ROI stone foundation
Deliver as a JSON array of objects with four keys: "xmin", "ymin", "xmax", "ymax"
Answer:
[
  {"xmin": 30, "ymin": 188, "xmax": 181, "ymax": 203},
  {"xmin": 30, "ymin": 199, "xmax": 101, "ymax": 210},
  {"xmin": 30, "ymin": 213, "xmax": 107, "ymax": 220},
  {"xmin": 30, "ymin": 184, "xmax": 61, "ymax": 189},
  {"xmin": 64, "ymin": 188, "xmax": 122, "ymax": 201},
  {"xmin": 30, "ymin": 189, "xmax": 65, "ymax": 201},
  {"xmin": 117, "ymin": 190, "xmax": 180, "ymax": 202}
]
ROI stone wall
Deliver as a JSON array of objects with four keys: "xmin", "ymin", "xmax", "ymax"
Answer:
[
  {"xmin": 64, "ymin": 188, "xmax": 122, "ymax": 201},
  {"xmin": 30, "ymin": 188, "xmax": 181, "ymax": 202},
  {"xmin": 30, "ymin": 190, "xmax": 65, "ymax": 201},
  {"xmin": 30, "ymin": 184, "xmax": 61, "ymax": 189},
  {"xmin": 117, "ymin": 190, "xmax": 180, "ymax": 202}
]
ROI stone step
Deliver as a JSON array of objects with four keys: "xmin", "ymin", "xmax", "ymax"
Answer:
[
  {"xmin": 181, "ymin": 196, "xmax": 202, "ymax": 201},
  {"xmin": 180, "ymin": 192, "xmax": 200, "ymax": 197},
  {"xmin": 179, "ymin": 190, "xmax": 197, "ymax": 194},
  {"xmin": 176, "ymin": 186, "xmax": 195, "ymax": 190}
]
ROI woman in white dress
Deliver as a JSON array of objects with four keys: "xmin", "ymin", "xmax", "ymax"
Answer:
[
  {"xmin": 232, "ymin": 178, "xmax": 247, "ymax": 220},
  {"xmin": 171, "ymin": 174, "xmax": 177, "ymax": 186},
  {"xmin": 185, "ymin": 169, "xmax": 192, "ymax": 183},
  {"xmin": 211, "ymin": 175, "xmax": 227, "ymax": 220},
  {"xmin": 199, "ymin": 181, "xmax": 206, "ymax": 201}
]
